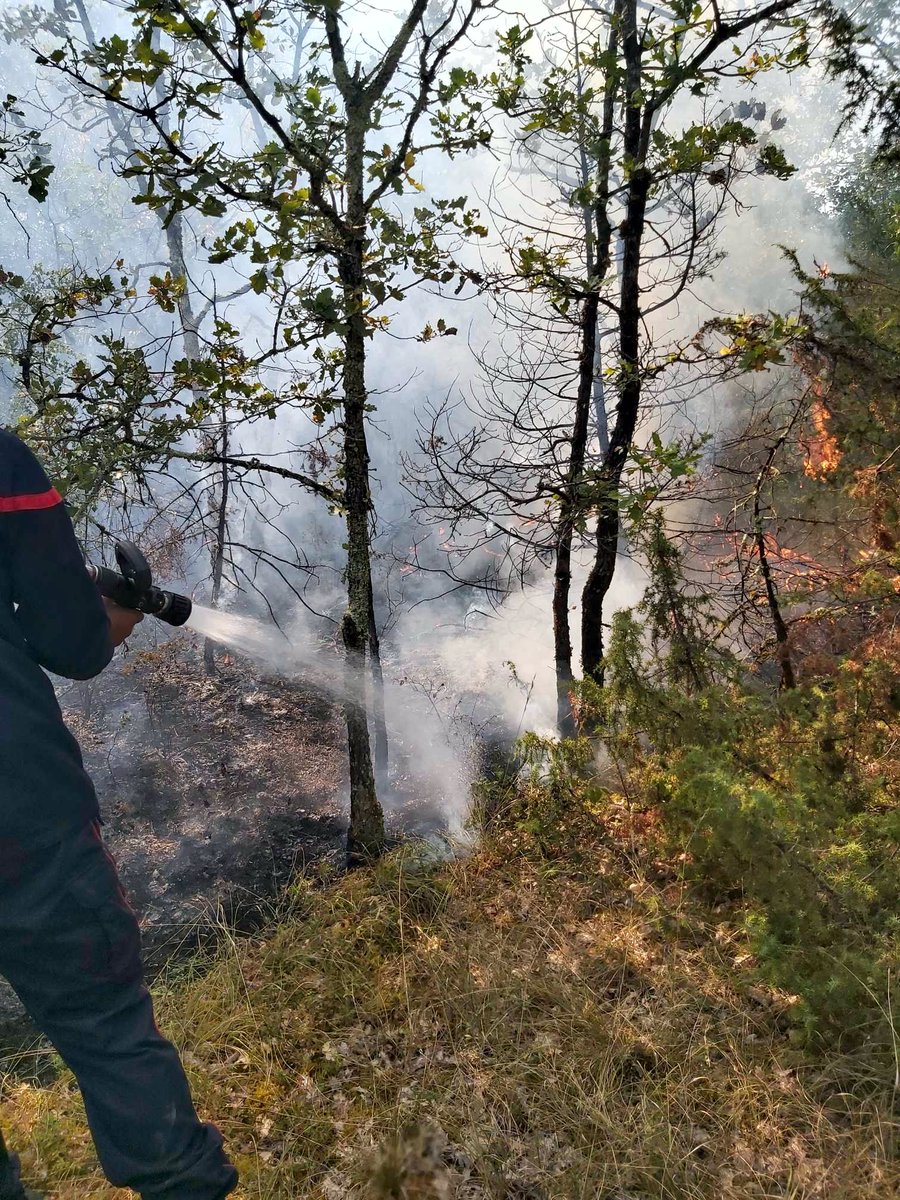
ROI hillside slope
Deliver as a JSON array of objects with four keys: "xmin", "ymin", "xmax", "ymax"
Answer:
[{"xmin": 1, "ymin": 796, "xmax": 895, "ymax": 1199}]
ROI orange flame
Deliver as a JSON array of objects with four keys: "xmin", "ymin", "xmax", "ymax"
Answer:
[{"xmin": 803, "ymin": 395, "xmax": 842, "ymax": 480}]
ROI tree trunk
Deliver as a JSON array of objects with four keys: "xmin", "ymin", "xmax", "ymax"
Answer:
[
  {"xmin": 166, "ymin": 217, "xmax": 228, "ymax": 674},
  {"xmin": 592, "ymin": 328, "xmax": 610, "ymax": 455},
  {"xmin": 581, "ymin": 0, "xmax": 647, "ymax": 683},
  {"xmin": 78, "ymin": 0, "xmax": 231, "ymax": 672},
  {"xmin": 554, "ymin": 13, "xmax": 618, "ymax": 733},
  {"xmin": 161, "ymin": 211, "xmax": 228, "ymax": 675},
  {"xmin": 368, "ymin": 585, "xmax": 389, "ymax": 783},
  {"xmin": 340, "ymin": 116, "xmax": 385, "ymax": 862},
  {"xmin": 753, "ymin": 439, "xmax": 796, "ymax": 690},
  {"xmin": 342, "ymin": 610, "xmax": 382, "ymax": 861},
  {"xmin": 755, "ymin": 519, "xmax": 796, "ymax": 691},
  {"xmin": 553, "ymin": 291, "xmax": 598, "ymax": 736},
  {"xmin": 342, "ymin": 396, "xmax": 385, "ymax": 861},
  {"xmin": 204, "ymin": 400, "xmax": 230, "ymax": 674},
  {"xmin": 552, "ymin": 527, "xmax": 577, "ymax": 737}
]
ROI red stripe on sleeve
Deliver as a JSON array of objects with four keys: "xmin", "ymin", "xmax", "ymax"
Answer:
[{"xmin": 0, "ymin": 487, "xmax": 63, "ymax": 513}]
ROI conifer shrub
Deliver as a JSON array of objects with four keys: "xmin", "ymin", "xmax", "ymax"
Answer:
[
  {"xmin": 630, "ymin": 679, "xmax": 900, "ymax": 1053},
  {"xmin": 577, "ymin": 523, "xmax": 900, "ymax": 1060}
]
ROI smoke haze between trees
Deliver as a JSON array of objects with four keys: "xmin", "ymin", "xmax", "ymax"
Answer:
[{"xmin": 186, "ymin": 603, "xmax": 474, "ymax": 840}]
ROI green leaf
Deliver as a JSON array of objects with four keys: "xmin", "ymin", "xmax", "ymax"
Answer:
[{"xmin": 200, "ymin": 195, "xmax": 227, "ymax": 217}]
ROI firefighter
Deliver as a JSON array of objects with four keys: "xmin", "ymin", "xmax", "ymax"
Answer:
[{"xmin": 0, "ymin": 428, "xmax": 237, "ymax": 1200}]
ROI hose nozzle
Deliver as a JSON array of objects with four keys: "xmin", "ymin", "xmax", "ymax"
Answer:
[{"xmin": 88, "ymin": 540, "xmax": 192, "ymax": 627}]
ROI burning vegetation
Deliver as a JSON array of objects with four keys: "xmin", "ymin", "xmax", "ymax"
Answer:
[{"xmin": 802, "ymin": 394, "xmax": 843, "ymax": 481}]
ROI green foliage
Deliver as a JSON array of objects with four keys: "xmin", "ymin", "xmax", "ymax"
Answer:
[
  {"xmin": 623, "ymin": 431, "xmax": 708, "ymax": 520},
  {"xmin": 651, "ymin": 120, "xmax": 757, "ymax": 177},
  {"xmin": 648, "ymin": 682, "xmax": 898, "ymax": 1052},
  {"xmin": 783, "ymin": 185, "xmax": 900, "ymax": 558},
  {"xmin": 816, "ymin": 0, "xmax": 900, "ymax": 165},
  {"xmin": 835, "ymin": 157, "xmax": 899, "ymax": 262},
  {"xmin": 0, "ymin": 265, "xmax": 292, "ymax": 513},
  {"xmin": 704, "ymin": 310, "xmax": 808, "ymax": 371},
  {"xmin": 27, "ymin": 0, "xmax": 493, "ymax": 535},
  {"xmin": 0, "ymin": 94, "xmax": 54, "ymax": 201},
  {"xmin": 581, "ymin": 564, "xmax": 900, "ymax": 1053},
  {"xmin": 756, "ymin": 141, "xmax": 797, "ymax": 180},
  {"xmin": 600, "ymin": 513, "xmax": 730, "ymax": 717}
]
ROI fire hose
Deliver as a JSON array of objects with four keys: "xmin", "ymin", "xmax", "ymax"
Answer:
[{"xmin": 87, "ymin": 540, "xmax": 193, "ymax": 627}]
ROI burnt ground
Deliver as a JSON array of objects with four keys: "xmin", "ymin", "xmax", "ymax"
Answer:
[
  {"xmin": 69, "ymin": 638, "xmax": 350, "ymax": 940},
  {"xmin": 0, "ymin": 637, "xmax": 352, "ymax": 1047}
]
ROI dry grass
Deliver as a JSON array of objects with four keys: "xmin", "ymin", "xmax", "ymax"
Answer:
[{"xmin": 1, "ymin": 814, "xmax": 897, "ymax": 1199}]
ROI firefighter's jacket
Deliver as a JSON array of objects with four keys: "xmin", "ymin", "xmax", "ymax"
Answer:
[{"xmin": 0, "ymin": 428, "xmax": 112, "ymax": 849}]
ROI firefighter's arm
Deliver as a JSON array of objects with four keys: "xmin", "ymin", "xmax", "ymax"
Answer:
[{"xmin": 0, "ymin": 436, "xmax": 128, "ymax": 678}]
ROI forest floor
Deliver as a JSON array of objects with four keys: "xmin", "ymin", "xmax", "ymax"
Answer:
[
  {"xmin": 0, "ymin": 788, "xmax": 896, "ymax": 1199},
  {"xmin": 63, "ymin": 637, "xmax": 349, "ymax": 951},
  {"xmin": 0, "ymin": 636, "xmax": 456, "ymax": 1042}
]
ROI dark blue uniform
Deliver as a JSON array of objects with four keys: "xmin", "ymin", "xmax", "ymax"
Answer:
[{"xmin": 0, "ymin": 430, "xmax": 237, "ymax": 1200}]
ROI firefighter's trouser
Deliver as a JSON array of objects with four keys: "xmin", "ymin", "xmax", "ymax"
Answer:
[{"xmin": 0, "ymin": 821, "xmax": 238, "ymax": 1200}]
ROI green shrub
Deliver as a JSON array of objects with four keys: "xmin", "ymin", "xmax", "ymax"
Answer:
[{"xmin": 583, "ymin": 598, "xmax": 900, "ymax": 1056}]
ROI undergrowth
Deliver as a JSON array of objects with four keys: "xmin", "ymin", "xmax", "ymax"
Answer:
[
  {"xmin": 569, "ymin": 521, "xmax": 900, "ymax": 1059},
  {"xmin": 1, "ymin": 787, "xmax": 897, "ymax": 1199}
]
